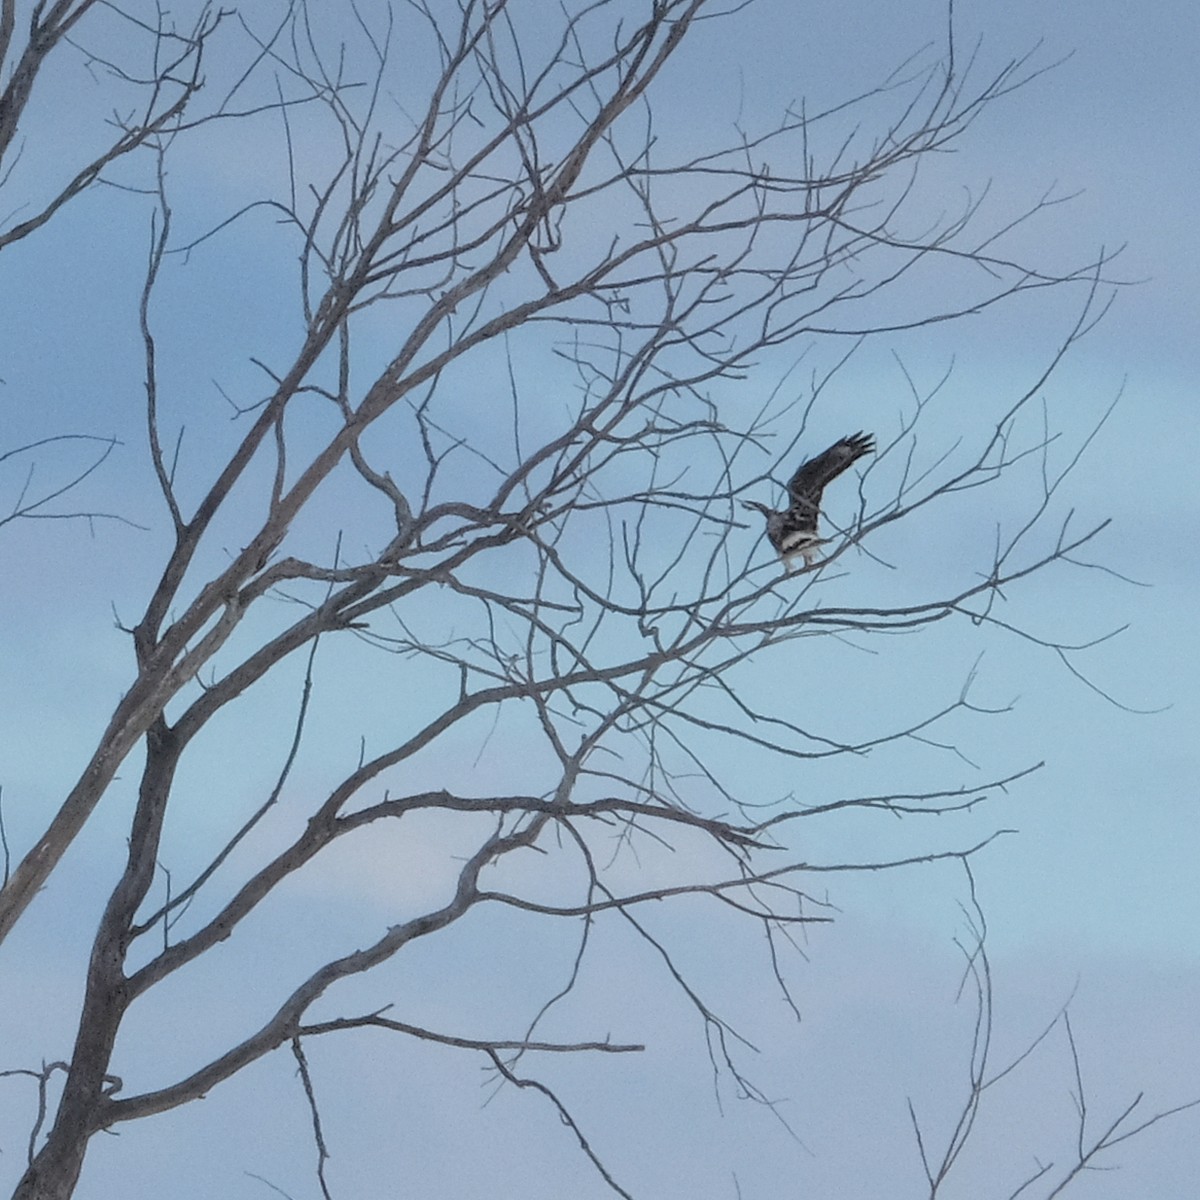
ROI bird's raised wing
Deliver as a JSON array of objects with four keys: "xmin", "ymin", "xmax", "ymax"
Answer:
[{"xmin": 786, "ymin": 431, "xmax": 874, "ymax": 515}]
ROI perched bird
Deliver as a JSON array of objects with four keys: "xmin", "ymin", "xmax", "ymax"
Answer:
[{"xmin": 743, "ymin": 431, "xmax": 874, "ymax": 569}]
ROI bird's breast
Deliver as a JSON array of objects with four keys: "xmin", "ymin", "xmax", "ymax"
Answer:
[{"xmin": 777, "ymin": 528, "xmax": 819, "ymax": 551}]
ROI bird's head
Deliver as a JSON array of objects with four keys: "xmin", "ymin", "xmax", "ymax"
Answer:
[{"xmin": 741, "ymin": 499, "xmax": 772, "ymax": 520}]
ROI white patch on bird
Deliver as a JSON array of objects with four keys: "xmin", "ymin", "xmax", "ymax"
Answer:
[{"xmin": 779, "ymin": 529, "xmax": 819, "ymax": 551}]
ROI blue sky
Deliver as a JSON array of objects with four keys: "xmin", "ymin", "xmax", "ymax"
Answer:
[{"xmin": 1, "ymin": 1, "xmax": 1197, "ymax": 1197}]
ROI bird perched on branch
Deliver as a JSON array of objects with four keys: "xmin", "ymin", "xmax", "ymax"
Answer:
[{"xmin": 743, "ymin": 431, "xmax": 874, "ymax": 569}]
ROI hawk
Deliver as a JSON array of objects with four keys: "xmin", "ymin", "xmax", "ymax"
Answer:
[{"xmin": 743, "ymin": 431, "xmax": 874, "ymax": 569}]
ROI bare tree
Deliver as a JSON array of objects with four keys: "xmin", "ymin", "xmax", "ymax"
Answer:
[{"xmin": 0, "ymin": 2, "xmax": 1189, "ymax": 1198}]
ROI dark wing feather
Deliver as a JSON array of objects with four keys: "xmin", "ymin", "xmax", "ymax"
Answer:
[{"xmin": 785, "ymin": 431, "xmax": 874, "ymax": 518}]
